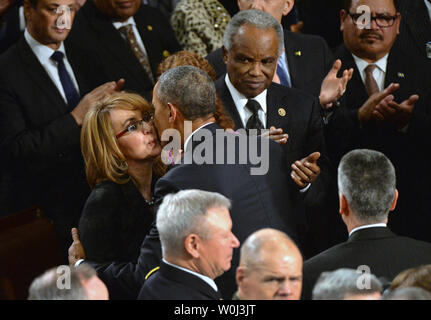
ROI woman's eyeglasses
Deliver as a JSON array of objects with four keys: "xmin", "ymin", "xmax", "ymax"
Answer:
[{"xmin": 115, "ymin": 113, "xmax": 154, "ymax": 139}]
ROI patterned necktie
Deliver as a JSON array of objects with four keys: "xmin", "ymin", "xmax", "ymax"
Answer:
[
  {"xmin": 119, "ymin": 24, "xmax": 155, "ymax": 84},
  {"xmin": 50, "ymin": 51, "xmax": 80, "ymax": 109},
  {"xmin": 364, "ymin": 64, "xmax": 380, "ymax": 97},
  {"xmin": 276, "ymin": 55, "xmax": 291, "ymax": 87},
  {"xmin": 245, "ymin": 99, "xmax": 265, "ymax": 135}
]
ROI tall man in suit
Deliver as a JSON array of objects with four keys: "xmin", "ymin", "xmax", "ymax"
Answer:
[
  {"xmin": 0, "ymin": 0, "xmax": 122, "ymax": 254},
  {"xmin": 138, "ymin": 190, "xmax": 240, "ymax": 300},
  {"xmin": 206, "ymin": 0, "xmax": 353, "ymax": 109},
  {"xmin": 217, "ymin": 10, "xmax": 344, "ymax": 257},
  {"xmin": 302, "ymin": 149, "xmax": 431, "ymax": 300},
  {"xmin": 69, "ymin": 66, "xmax": 301, "ymax": 300},
  {"xmin": 326, "ymin": 0, "xmax": 431, "ymax": 242},
  {"xmin": 68, "ymin": 0, "xmax": 181, "ymax": 100}
]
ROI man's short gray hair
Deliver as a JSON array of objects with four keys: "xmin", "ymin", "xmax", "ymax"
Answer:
[
  {"xmin": 223, "ymin": 9, "xmax": 284, "ymax": 56},
  {"xmin": 156, "ymin": 66, "xmax": 216, "ymax": 120},
  {"xmin": 312, "ymin": 268, "xmax": 382, "ymax": 300},
  {"xmin": 157, "ymin": 189, "xmax": 232, "ymax": 257},
  {"xmin": 28, "ymin": 264, "xmax": 96, "ymax": 300},
  {"xmin": 338, "ymin": 149, "xmax": 396, "ymax": 224}
]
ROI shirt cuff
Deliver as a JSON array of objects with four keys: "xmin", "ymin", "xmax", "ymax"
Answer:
[
  {"xmin": 300, "ymin": 183, "xmax": 311, "ymax": 193},
  {"xmin": 74, "ymin": 259, "xmax": 85, "ymax": 268}
]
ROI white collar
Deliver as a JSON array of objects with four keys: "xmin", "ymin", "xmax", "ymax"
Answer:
[
  {"xmin": 24, "ymin": 29, "xmax": 66, "ymax": 65},
  {"xmin": 183, "ymin": 122, "xmax": 215, "ymax": 153},
  {"xmin": 349, "ymin": 223, "xmax": 387, "ymax": 237},
  {"xmin": 162, "ymin": 258, "xmax": 218, "ymax": 292},
  {"xmin": 352, "ymin": 52, "xmax": 389, "ymax": 74},
  {"xmin": 112, "ymin": 16, "xmax": 136, "ymax": 29},
  {"xmin": 224, "ymin": 74, "xmax": 268, "ymax": 115}
]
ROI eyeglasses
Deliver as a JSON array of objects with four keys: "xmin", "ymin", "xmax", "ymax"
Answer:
[
  {"xmin": 115, "ymin": 112, "xmax": 154, "ymax": 139},
  {"xmin": 348, "ymin": 12, "xmax": 398, "ymax": 28}
]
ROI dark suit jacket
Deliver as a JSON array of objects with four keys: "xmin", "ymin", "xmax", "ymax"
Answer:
[
  {"xmin": 91, "ymin": 123, "xmax": 300, "ymax": 300},
  {"xmin": 0, "ymin": 2, "xmax": 22, "ymax": 55},
  {"xmin": 79, "ymin": 180, "xmax": 155, "ymax": 263},
  {"xmin": 68, "ymin": 1, "xmax": 181, "ymax": 100},
  {"xmin": 138, "ymin": 261, "xmax": 222, "ymax": 300},
  {"xmin": 395, "ymin": 0, "xmax": 431, "ymax": 60},
  {"xmin": 0, "ymin": 36, "xmax": 107, "ymax": 253},
  {"xmin": 206, "ymin": 30, "xmax": 334, "ymax": 97},
  {"xmin": 216, "ymin": 78, "xmax": 340, "ymax": 257},
  {"xmin": 326, "ymin": 44, "xmax": 431, "ymax": 242},
  {"xmin": 302, "ymin": 227, "xmax": 431, "ymax": 300}
]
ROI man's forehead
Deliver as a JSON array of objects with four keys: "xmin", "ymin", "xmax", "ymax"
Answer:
[{"xmin": 350, "ymin": 0, "xmax": 396, "ymax": 12}]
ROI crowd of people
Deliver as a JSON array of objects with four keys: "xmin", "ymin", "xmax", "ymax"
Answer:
[{"xmin": 1, "ymin": 0, "xmax": 431, "ymax": 300}]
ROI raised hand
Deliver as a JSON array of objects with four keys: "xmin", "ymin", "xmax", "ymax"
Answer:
[
  {"xmin": 374, "ymin": 94, "xmax": 418, "ymax": 129},
  {"xmin": 290, "ymin": 152, "xmax": 321, "ymax": 189},
  {"xmin": 68, "ymin": 227, "xmax": 86, "ymax": 266},
  {"xmin": 261, "ymin": 126, "xmax": 288, "ymax": 145}
]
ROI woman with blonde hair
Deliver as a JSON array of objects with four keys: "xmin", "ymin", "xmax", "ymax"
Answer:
[{"xmin": 78, "ymin": 92, "xmax": 162, "ymax": 263}]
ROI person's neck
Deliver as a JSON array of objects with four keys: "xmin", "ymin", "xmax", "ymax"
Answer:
[
  {"xmin": 127, "ymin": 160, "xmax": 153, "ymax": 201},
  {"xmin": 27, "ymin": 28, "xmax": 61, "ymax": 51},
  {"xmin": 345, "ymin": 218, "xmax": 387, "ymax": 235},
  {"xmin": 353, "ymin": 50, "xmax": 389, "ymax": 64},
  {"xmin": 165, "ymin": 255, "xmax": 215, "ymax": 280},
  {"xmin": 182, "ymin": 116, "xmax": 216, "ymax": 148}
]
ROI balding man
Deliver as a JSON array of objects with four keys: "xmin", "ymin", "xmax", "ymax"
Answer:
[{"xmin": 234, "ymin": 228, "xmax": 303, "ymax": 300}]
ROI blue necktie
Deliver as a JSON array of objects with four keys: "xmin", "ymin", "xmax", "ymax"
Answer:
[
  {"xmin": 277, "ymin": 56, "xmax": 291, "ymax": 88},
  {"xmin": 50, "ymin": 51, "xmax": 80, "ymax": 109}
]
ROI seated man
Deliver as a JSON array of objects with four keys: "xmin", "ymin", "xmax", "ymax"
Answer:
[
  {"xmin": 28, "ymin": 264, "xmax": 109, "ymax": 300},
  {"xmin": 234, "ymin": 228, "xmax": 303, "ymax": 300},
  {"xmin": 138, "ymin": 189, "xmax": 240, "ymax": 300},
  {"xmin": 312, "ymin": 268, "xmax": 382, "ymax": 300},
  {"xmin": 68, "ymin": 0, "xmax": 181, "ymax": 99},
  {"xmin": 302, "ymin": 149, "xmax": 431, "ymax": 300}
]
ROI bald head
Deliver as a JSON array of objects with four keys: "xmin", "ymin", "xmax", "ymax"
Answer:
[{"xmin": 236, "ymin": 228, "xmax": 303, "ymax": 300}]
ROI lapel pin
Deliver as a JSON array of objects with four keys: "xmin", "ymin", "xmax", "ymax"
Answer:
[
  {"xmin": 278, "ymin": 108, "xmax": 287, "ymax": 117},
  {"xmin": 147, "ymin": 25, "xmax": 153, "ymax": 31},
  {"xmin": 397, "ymin": 72, "xmax": 405, "ymax": 78},
  {"xmin": 294, "ymin": 51, "xmax": 302, "ymax": 57},
  {"xmin": 163, "ymin": 50, "xmax": 170, "ymax": 58}
]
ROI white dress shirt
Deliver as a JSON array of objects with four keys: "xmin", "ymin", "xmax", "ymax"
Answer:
[
  {"xmin": 113, "ymin": 17, "xmax": 150, "ymax": 60},
  {"xmin": 349, "ymin": 223, "xmax": 387, "ymax": 237},
  {"xmin": 426, "ymin": 0, "xmax": 431, "ymax": 23},
  {"xmin": 225, "ymin": 74, "xmax": 268, "ymax": 128},
  {"xmin": 163, "ymin": 258, "xmax": 218, "ymax": 292},
  {"xmin": 24, "ymin": 29, "xmax": 80, "ymax": 104},
  {"xmin": 352, "ymin": 53, "xmax": 389, "ymax": 92}
]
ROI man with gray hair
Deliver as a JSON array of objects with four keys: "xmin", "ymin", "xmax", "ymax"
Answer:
[
  {"xmin": 302, "ymin": 149, "xmax": 431, "ymax": 300},
  {"xmin": 69, "ymin": 65, "xmax": 299, "ymax": 299},
  {"xmin": 28, "ymin": 264, "xmax": 108, "ymax": 300},
  {"xmin": 312, "ymin": 268, "xmax": 382, "ymax": 300},
  {"xmin": 234, "ymin": 228, "xmax": 303, "ymax": 300},
  {"xmin": 138, "ymin": 190, "xmax": 240, "ymax": 300}
]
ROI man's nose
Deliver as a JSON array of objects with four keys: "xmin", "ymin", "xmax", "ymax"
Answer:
[{"xmin": 249, "ymin": 62, "xmax": 264, "ymax": 76}]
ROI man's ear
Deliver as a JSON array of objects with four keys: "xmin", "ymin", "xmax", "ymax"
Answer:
[
  {"xmin": 222, "ymin": 46, "xmax": 229, "ymax": 65},
  {"xmin": 282, "ymin": 0, "xmax": 295, "ymax": 16},
  {"xmin": 167, "ymin": 103, "xmax": 177, "ymax": 124},
  {"xmin": 390, "ymin": 189, "xmax": 399, "ymax": 212},
  {"xmin": 340, "ymin": 9, "xmax": 348, "ymax": 32},
  {"xmin": 184, "ymin": 234, "xmax": 201, "ymax": 259},
  {"xmin": 339, "ymin": 193, "xmax": 349, "ymax": 217},
  {"xmin": 236, "ymin": 266, "xmax": 245, "ymax": 286}
]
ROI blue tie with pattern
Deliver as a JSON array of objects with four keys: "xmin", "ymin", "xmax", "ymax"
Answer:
[
  {"xmin": 276, "ymin": 55, "xmax": 291, "ymax": 88},
  {"xmin": 51, "ymin": 51, "xmax": 80, "ymax": 109}
]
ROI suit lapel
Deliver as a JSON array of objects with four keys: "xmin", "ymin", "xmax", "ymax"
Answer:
[
  {"xmin": 18, "ymin": 38, "xmax": 68, "ymax": 113},
  {"xmin": 216, "ymin": 77, "xmax": 245, "ymax": 130},
  {"xmin": 284, "ymin": 31, "xmax": 305, "ymax": 89},
  {"xmin": 385, "ymin": 49, "xmax": 408, "ymax": 88},
  {"xmin": 266, "ymin": 84, "xmax": 288, "ymax": 130}
]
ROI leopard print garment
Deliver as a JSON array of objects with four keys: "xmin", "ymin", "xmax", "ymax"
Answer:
[{"xmin": 171, "ymin": 0, "xmax": 231, "ymax": 57}]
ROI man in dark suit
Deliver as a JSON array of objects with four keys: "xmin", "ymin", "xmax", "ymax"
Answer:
[
  {"xmin": 217, "ymin": 10, "xmax": 345, "ymax": 257},
  {"xmin": 325, "ymin": 0, "xmax": 431, "ymax": 243},
  {"xmin": 69, "ymin": 66, "xmax": 301, "ymax": 300},
  {"xmin": 395, "ymin": 0, "xmax": 431, "ymax": 61},
  {"xmin": 139, "ymin": 190, "xmax": 239, "ymax": 300},
  {"xmin": 0, "ymin": 0, "xmax": 24, "ymax": 54},
  {"xmin": 68, "ymin": 0, "xmax": 181, "ymax": 100},
  {"xmin": 0, "ymin": 0, "xmax": 121, "ymax": 255},
  {"xmin": 302, "ymin": 149, "xmax": 431, "ymax": 300},
  {"xmin": 206, "ymin": 0, "xmax": 353, "ymax": 107}
]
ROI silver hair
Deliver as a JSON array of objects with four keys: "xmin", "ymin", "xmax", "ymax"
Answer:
[
  {"xmin": 222, "ymin": 9, "xmax": 284, "ymax": 56},
  {"xmin": 338, "ymin": 149, "xmax": 396, "ymax": 224},
  {"xmin": 156, "ymin": 66, "xmax": 216, "ymax": 120},
  {"xmin": 27, "ymin": 264, "xmax": 96, "ymax": 300},
  {"xmin": 157, "ymin": 189, "xmax": 232, "ymax": 257},
  {"xmin": 312, "ymin": 268, "xmax": 382, "ymax": 300},
  {"xmin": 383, "ymin": 287, "xmax": 431, "ymax": 300}
]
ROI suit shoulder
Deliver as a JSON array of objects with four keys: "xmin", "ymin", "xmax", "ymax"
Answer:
[
  {"xmin": 83, "ymin": 181, "xmax": 124, "ymax": 211},
  {"xmin": 285, "ymin": 30, "xmax": 328, "ymax": 48},
  {"xmin": 270, "ymin": 83, "xmax": 316, "ymax": 102}
]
